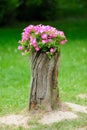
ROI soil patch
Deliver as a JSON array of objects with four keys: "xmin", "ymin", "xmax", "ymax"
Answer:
[
  {"xmin": 77, "ymin": 94, "xmax": 87, "ymax": 99},
  {"xmin": 65, "ymin": 102, "xmax": 87, "ymax": 113},
  {"xmin": 39, "ymin": 111, "xmax": 77, "ymax": 124},
  {"xmin": 0, "ymin": 114, "xmax": 29, "ymax": 128},
  {"xmin": 0, "ymin": 102, "xmax": 87, "ymax": 127},
  {"xmin": 78, "ymin": 126, "xmax": 87, "ymax": 130}
]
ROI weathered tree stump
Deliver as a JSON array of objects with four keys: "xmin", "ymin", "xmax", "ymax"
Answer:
[{"xmin": 29, "ymin": 52, "xmax": 61, "ymax": 111}]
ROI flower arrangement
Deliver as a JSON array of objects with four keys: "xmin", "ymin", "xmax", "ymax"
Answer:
[{"xmin": 18, "ymin": 24, "xmax": 67, "ymax": 58}]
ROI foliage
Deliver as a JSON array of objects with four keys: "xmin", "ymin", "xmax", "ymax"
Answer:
[
  {"xmin": 18, "ymin": 24, "xmax": 67, "ymax": 58},
  {"xmin": 33, "ymin": 0, "xmax": 58, "ymax": 20},
  {"xmin": 0, "ymin": 0, "xmax": 87, "ymax": 25},
  {"xmin": 58, "ymin": 0, "xmax": 87, "ymax": 17},
  {"xmin": 17, "ymin": 0, "xmax": 58, "ymax": 21},
  {"xmin": 0, "ymin": 0, "xmax": 19, "ymax": 25},
  {"xmin": 25, "ymin": 0, "xmax": 42, "ymax": 6}
]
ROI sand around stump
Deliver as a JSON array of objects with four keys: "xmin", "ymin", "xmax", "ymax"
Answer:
[
  {"xmin": 0, "ymin": 114, "xmax": 29, "ymax": 128},
  {"xmin": 0, "ymin": 102, "xmax": 87, "ymax": 127},
  {"xmin": 78, "ymin": 126, "xmax": 87, "ymax": 130},
  {"xmin": 65, "ymin": 102, "xmax": 87, "ymax": 113},
  {"xmin": 39, "ymin": 111, "xmax": 77, "ymax": 124},
  {"xmin": 77, "ymin": 94, "xmax": 87, "ymax": 99}
]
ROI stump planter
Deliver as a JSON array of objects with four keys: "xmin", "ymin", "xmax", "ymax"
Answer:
[
  {"xmin": 18, "ymin": 24, "xmax": 67, "ymax": 111},
  {"xmin": 29, "ymin": 52, "xmax": 61, "ymax": 111}
]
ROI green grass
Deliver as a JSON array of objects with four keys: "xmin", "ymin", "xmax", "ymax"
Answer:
[
  {"xmin": 0, "ymin": 29, "xmax": 30, "ymax": 115},
  {"xmin": 0, "ymin": 18, "xmax": 87, "ymax": 129}
]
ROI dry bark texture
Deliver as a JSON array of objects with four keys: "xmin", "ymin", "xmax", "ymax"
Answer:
[{"xmin": 29, "ymin": 52, "xmax": 60, "ymax": 111}]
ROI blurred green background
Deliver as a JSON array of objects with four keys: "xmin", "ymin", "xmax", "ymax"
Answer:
[{"xmin": 0, "ymin": 0, "xmax": 87, "ymax": 26}]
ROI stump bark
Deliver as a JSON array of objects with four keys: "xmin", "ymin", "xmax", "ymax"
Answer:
[{"xmin": 29, "ymin": 52, "xmax": 61, "ymax": 111}]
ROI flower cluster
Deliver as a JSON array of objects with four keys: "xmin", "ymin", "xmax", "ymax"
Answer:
[{"xmin": 18, "ymin": 24, "xmax": 67, "ymax": 58}]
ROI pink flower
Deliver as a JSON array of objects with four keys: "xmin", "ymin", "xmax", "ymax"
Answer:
[
  {"xmin": 50, "ymin": 48, "xmax": 54, "ymax": 53},
  {"xmin": 18, "ymin": 24, "xmax": 67, "ymax": 56},
  {"xmin": 30, "ymin": 42, "xmax": 33, "ymax": 45},
  {"xmin": 40, "ymin": 29, "xmax": 44, "ymax": 33},
  {"xmin": 58, "ymin": 31, "xmax": 64, "ymax": 36},
  {"xmin": 41, "ymin": 34, "xmax": 47, "ymax": 39},
  {"xmin": 35, "ymin": 47, "xmax": 40, "ymax": 51},
  {"xmin": 32, "ymin": 38, "xmax": 36, "ymax": 44},
  {"xmin": 60, "ymin": 39, "xmax": 67, "ymax": 44},
  {"xmin": 33, "ymin": 44, "xmax": 37, "ymax": 47},
  {"xmin": 18, "ymin": 46, "xmax": 23, "ymax": 50},
  {"xmin": 49, "ymin": 34, "xmax": 53, "ymax": 38},
  {"xmin": 30, "ymin": 38, "xmax": 37, "ymax": 46},
  {"xmin": 42, "ymin": 39, "xmax": 48, "ymax": 44},
  {"xmin": 30, "ymin": 36, "xmax": 33, "ymax": 41},
  {"xmin": 22, "ymin": 32, "xmax": 28, "ymax": 41}
]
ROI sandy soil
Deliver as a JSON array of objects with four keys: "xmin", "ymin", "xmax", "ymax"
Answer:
[
  {"xmin": 0, "ymin": 102, "xmax": 87, "ymax": 127},
  {"xmin": 0, "ymin": 114, "xmax": 29, "ymax": 128},
  {"xmin": 39, "ymin": 111, "xmax": 77, "ymax": 124},
  {"xmin": 65, "ymin": 102, "xmax": 87, "ymax": 113},
  {"xmin": 77, "ymin": 94, "xmax": 87, "ymax": 99}
]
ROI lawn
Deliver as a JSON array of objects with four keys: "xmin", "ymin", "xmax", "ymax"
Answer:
[{"xmin": 0, "ymin": 18, "xmax": 87, "ymax": 129}]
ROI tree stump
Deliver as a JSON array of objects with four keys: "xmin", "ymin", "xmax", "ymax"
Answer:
[{"xmin": 29, "ymin": 52, "xmax": 61, "ymax": 111}]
